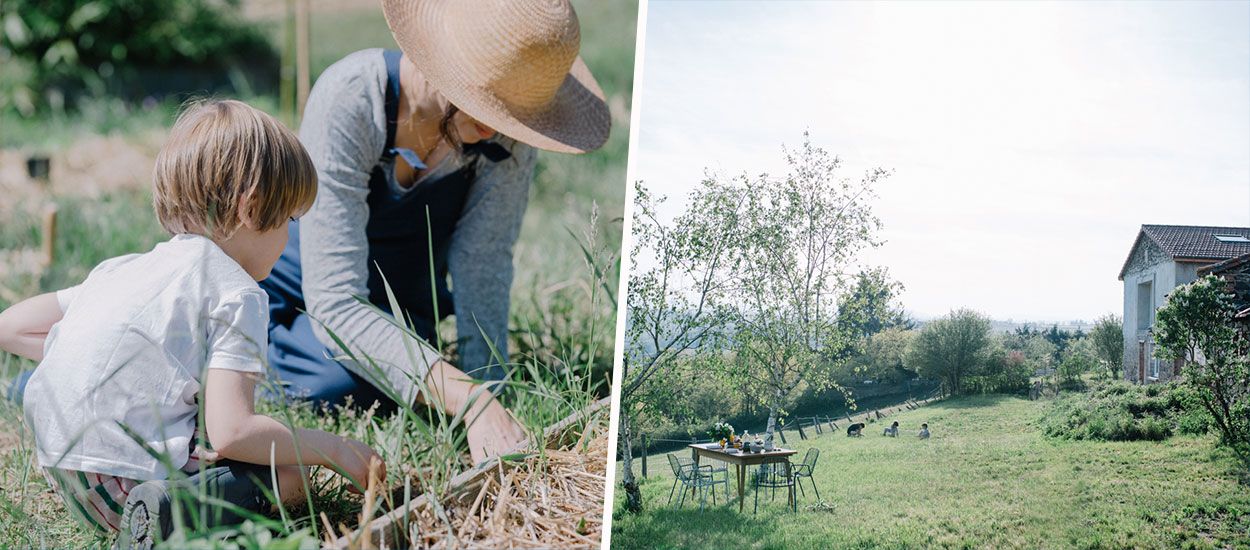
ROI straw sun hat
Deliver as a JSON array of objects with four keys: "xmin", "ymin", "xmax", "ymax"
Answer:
[{"xmin": 381, "ymin": 0, "xmax": 611, "ymax": 154}]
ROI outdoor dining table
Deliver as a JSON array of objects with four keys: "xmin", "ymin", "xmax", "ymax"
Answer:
[{"xmin": 688, "ymin": 443, "xmax": 798, "ymax": 512}]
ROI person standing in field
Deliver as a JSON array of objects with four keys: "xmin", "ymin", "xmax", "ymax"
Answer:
[{"xmin": 258, "ymin": 0, "xmax": 611, "ymax": 462}]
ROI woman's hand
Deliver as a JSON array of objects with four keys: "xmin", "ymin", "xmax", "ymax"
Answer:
[
  {"xmin": 465, "ymin": 397, "xmax": 527, "ymax": 464},
  {"xmin": 333, "ymin": 438, "xmax": 386, "ymax": 494},
  {"xmin": 418, "ymin": 360, "xmax": 529, "ymax": 463}
]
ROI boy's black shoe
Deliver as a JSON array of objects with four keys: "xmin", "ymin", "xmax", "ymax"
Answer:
[
  {"xmin": 115, "ymin": 461, "xmax": 274, "ymax": 549},
  {"xmin": 118, "ymin": 479, "xmax": 173, "ymax": 550}
]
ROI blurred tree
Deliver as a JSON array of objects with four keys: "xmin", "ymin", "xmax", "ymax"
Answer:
[
  {"xmin": 1089, "ymin": 314, "xmax": 1124, "ymax": 379},
  {"xmin": 1, "ymin": 0, "xmax": 276, "ymax": 114},
  {"xmin": 1023, "ymin": 335, "xmax": 1058, "ymax": 374},
  {"xmin": 906, "ymin": 309, "xmax": 993, "ymax": 395},
  {"xmin": 849, "ymin": 326, "xmax": 916, "ymax": 384},
  {"xmin": 618, "ymin": 182, "xmax": 735, "ymax": 513},
  {"xmin": 1057, "ymin": 337, "xmax": 1096, "ymax": 389},
  {"xmin": 712, "ymin": 134, "xmax": 888, "ymax": 448},
  {"xmin": 836, "ymin": 267, "xmax": 911, "ymax": 344}
]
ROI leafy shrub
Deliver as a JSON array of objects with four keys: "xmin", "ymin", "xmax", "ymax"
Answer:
[
  {"xmin": 1040, "ymin": 381, "xmax": 1212, "ymax": 442},
  {"xmin": 964, "ymin": 347, "xmax": 1032, "ymax": 395},
  {"xmin": 1153, "ymin": 274, "xmax": 1250, "ymax": 470},
  {"xmin": 1, "ymin": 0, "xmax": 276, "ymax": 114}
]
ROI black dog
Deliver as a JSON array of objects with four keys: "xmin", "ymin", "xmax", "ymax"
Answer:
[{"xmin": 846, "ymin": 422, "xmax": 865, "ymax": 437}]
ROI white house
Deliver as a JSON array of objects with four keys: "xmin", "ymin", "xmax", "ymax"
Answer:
[{"xmin": 1118, "ymin": 225, "xmax": 1250, "ymax": 383}]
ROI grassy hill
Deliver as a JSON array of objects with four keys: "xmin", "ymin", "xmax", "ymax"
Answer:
[{"xmin": 612, "ymin": 395, "xmax": 1250, "ymax": 549}]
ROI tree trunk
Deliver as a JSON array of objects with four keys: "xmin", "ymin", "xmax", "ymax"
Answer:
[
  {"xmin": 764, "ymin": 387, "xmax": 782, "ymax": 447},
  {"xmin": 619, "ymin": 414, "xmax": 643, "ymax": 513}
]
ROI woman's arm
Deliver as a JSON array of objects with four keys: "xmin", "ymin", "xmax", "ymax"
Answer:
[
  {"xmin": 204, "ymin": 368, "xmax": 384, "ymax": 489},
  {"xmin": 446, "ymin": 141, "xmax": 538, "ymax": 378},
  {"xmin": 420, "ymin": 359, "xmax": 527, "ymax": 463},
  {"xmin": 298, "ymin": 50, "xmax": 446, "ymax": 403},
  {"xmin": 298, "ymin": 51, "xmax": 525, "ymax": 462},
  {"xmin": 0, "ymin": 292, "xmax": 67, "ymax": 360}
]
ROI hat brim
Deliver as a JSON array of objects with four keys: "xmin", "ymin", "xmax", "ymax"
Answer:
[{"xmin": 382, "ymin": 0, "xmax": 612, "ymax": 154}]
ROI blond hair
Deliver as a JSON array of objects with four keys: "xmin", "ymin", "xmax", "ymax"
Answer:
[{"xmin": 153, "ymin": 99, "xmax": 317, "ymax": 239}]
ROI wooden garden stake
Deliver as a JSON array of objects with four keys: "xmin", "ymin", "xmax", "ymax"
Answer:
[
  {"xmin": 280, "ymin": 0, "xmax": 295, "ymax": 123},
  {"xmin": 295, "ymin": 0, "xmax": 311, "ymax": 118},
  {"xmin": 41, "ymin": 205, "xmax": 58, "ymax": 268}
]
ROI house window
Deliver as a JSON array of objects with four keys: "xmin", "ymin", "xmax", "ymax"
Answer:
[
  {"xmin": 1136, "ymin": 280, "xmax": 1153, "ymax": 330},
  {"xmin": 1144, "ymin": 337, "xmax": 1161, "ymax": 380},
  {"xmin": 1214, "ymin": 234, "xmax": 1250, "ymax": 243}
]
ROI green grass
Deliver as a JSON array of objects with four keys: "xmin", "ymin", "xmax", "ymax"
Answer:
[{"xmin": 613, "ymin": 395, "xmax": 1250, "ymax": 550}]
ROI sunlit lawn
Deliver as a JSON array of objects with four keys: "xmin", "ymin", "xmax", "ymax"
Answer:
[{"xmin": 613, "ymin": 395, "xmax": 1250, "ymax": 550}]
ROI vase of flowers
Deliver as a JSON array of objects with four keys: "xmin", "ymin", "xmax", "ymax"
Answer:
[{"xmin": 709, "ymin": 422, "xmax": 734, "ymax": 448}]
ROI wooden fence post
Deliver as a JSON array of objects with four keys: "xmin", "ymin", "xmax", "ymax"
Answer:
[
  {"xmin": 690, "ymin": 437, "xmax": 697, "ymax": 461},
  {"xmin": 844, "ymin": 413, "xmax": 854, "ymax": 425},
  {"xmin": 640, "ymin": 433, "xmax": 648, "ymax": 478},
  {"xmin": 778, "ymin": 426, "xmax": 787, "ymax": 445},
  {"xmin": 827, "ymin": 416, "xmax": 838, "ymax": 431},
  {"xmin": 796, "ymin": 422, "xmax": 807, "ymax": 440},
  {"xmin": 812, "ymin": 417, "xmax": 823, "ymax": 435}
]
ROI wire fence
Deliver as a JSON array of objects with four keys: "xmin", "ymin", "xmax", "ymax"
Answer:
[{"xmin": 625, "ymin": 390, "xmax": 944, "ymax": 479}]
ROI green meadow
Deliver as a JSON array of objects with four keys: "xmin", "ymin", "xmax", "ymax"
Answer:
[{"xmin": 613, "ymin": 395, "xmax": 1250, "ymax": 550}]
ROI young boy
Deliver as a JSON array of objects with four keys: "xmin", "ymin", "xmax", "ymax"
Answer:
[
  {"xmin": 918, "ymin": 423, "xmax": 931, "ymax": 439},
  {"xmin": 0, "ymin": 100, "xmax": 383, "ymax": 547}
]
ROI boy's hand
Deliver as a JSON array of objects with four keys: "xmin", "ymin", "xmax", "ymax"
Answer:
[
  {"xmin": 333, "ymin": 438, "xmax": 386, "ymax": 494},
  {"xmin": 466, "ymin": 397, "xmax": 527, "ymax": 464}
]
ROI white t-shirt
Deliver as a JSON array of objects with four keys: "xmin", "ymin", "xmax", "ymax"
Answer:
[{"xmin": 24, "ymin": 234, "xmax": 267, "ymax": 480}]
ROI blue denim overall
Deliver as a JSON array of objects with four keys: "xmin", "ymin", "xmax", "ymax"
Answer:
[{"xmin": 257, "ymin": 49, "xmax": 511, "ymax": 409}]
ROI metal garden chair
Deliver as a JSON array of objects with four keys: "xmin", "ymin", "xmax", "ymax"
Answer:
[
  {"xmin": 753, "ymin": 461, "xmax": 797, "ymax": 513},
  {"xmin": 667, "ymin": 454, "xmax": 726, "ymax": 510},
  {"xmin": 792, "ymin": 448, "xmax": 820, "ymax": 501}
]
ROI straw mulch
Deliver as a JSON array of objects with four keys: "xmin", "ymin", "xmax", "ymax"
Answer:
[
  {"xmin": 326, "ymin": 399, "xmax": 609, "ymax": 550},
  {"xmin": 406, "ymin": 426, "xmax": 607, "ymax": 548}
]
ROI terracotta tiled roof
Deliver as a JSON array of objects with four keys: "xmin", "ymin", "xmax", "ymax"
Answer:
[
  {"xmin": 1119, "ymin": 225, "xmax": 1250, "ymax": 280},
  {"xmin": 1198, "ymin": 252, "xmax": 1250, "ymax": 276}
]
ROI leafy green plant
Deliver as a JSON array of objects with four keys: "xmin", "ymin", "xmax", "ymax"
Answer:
[
  {"xmin": 1039, "ymin": 381, "xmax": 1210, "ymax": 442},
  {"xmin": 1153, "ymin": 275, "xmax": 1250, "ymax": 468},
  {"xmin": 1, "ymin": 0, "xmax": 275, "ymax": 114}
]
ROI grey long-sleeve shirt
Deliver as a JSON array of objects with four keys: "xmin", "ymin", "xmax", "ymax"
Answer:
[{"xmin": 297, "ymin": 49, "xmax": 536, "ymax": 403}]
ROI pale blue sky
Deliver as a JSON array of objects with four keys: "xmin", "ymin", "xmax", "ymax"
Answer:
[{"xmin": 631, "ymin": 0, "xmax": 1250, "ymax": 322}]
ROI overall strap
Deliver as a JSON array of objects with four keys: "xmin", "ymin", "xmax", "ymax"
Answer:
[
  {"xmin": 381, "ymin": 48, "xmax": 512, "ymax": 164},
  {"xmin": 382, "ymin": 49, "xmax": 402, "ymax": 156}
]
